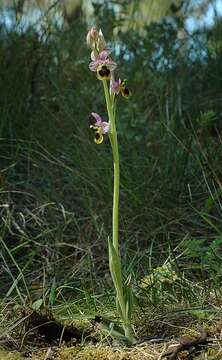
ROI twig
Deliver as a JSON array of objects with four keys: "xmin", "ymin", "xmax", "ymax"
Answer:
[{"xmin": 162, "ymin": 327, "xmax": 207, "ymax": 360}]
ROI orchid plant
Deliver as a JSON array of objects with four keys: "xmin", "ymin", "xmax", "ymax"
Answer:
[{"xmin": 86, "ymin": 27, "xmax": 134, "ymax": 344}]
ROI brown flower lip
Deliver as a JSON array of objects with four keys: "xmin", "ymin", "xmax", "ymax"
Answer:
[
  {"xmin": 97, "ymin": 65, "xmax": 111, "ymax": 80},
  {"xmin": 122, "ymin": 87, "xmax": 130, "ymax": 96},
  {"xmin": 121, "ymin": 85, "xmax": 131, "ymax": 98},
  {"xmin": 95, "ymin": 132, "xmax": 101, "ymax": 140}
]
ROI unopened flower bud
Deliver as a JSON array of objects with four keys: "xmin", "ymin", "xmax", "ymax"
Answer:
[
  {"xmin": 97, "ymin": 29, "xmax": 106, "ymax": 52},
  {"xmin": 86, "ymin": 26, "xmax": 99, "ymax": 48}
]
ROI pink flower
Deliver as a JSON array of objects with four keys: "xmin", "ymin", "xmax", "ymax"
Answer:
[
  {"xmin": 111, "ymin": 79, "xmax": 132, "ymax": 98},
  {"xmin": 89, "ymin": 50, "xmax": 117, "ymax": 72},
  {"xmin": 91, "ymin": 112, "xmax": 109, "ymax": 134},
  {"xmin": 89, "ymin": 112, "xmax": 110, "ymax": 144},
  {"xmin": 110, "ymin": 78, "xmax": 122, "ymax": 94}
]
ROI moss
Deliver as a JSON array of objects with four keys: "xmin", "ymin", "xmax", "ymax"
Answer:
[
  {"xmin": 56, "ymin": 344, "xmax": 160, "ymax": 360},
  {"xmin": 59, "ymin": 346, "xmax": 114, "ymax": 360},
  {"xmin": 0, "ymin": 350, "xmax": 23, "ymax": 360}
]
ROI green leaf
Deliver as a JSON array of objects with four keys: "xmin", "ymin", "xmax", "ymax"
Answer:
[
  {"xmin": 108, "ymin": 237, "xmax": 122, "ymax": 290},
  {"xmin": 124, "ymin": 278, "xmax": 134, "ymax": 319},
  {"xmin": 116, "ymin": 296, "xmax": 123, "ymax": 319},
  {"xmin": 31, "ymin": 298, "xmax": 43, "ymax": 311}
]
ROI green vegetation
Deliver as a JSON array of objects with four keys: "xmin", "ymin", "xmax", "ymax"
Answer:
[{"xmin": 1, "ymin": 0, "xmax": 222, "ymax": 358}]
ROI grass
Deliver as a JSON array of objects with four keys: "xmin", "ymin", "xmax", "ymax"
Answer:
[{"xmin": 1, "ymin": 115, "xmax": 222, "ymax": 357}]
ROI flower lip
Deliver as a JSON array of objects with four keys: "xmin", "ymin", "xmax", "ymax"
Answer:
[
  {"xmin": 95, "ymin": 132, "xmax": 101, "ymax": 140},
  {"xmin": 121, "ymin": 87, "xmax": 131, "ymax": 98},
  {"xmin": 120, "ymin": 80, "xmax": 132, "ymax": 98},
  {"xmin": 97, "ymin": 64, "xmax": 111, "ymax": 80},
  {"xmin": 94, "ymin": 129, "xmax": 104, "ymax": 144}
]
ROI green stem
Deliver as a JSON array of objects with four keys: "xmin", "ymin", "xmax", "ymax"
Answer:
[
  {"xmin": 111, "ymin": 129, "xmax": 119, "ymax": 253},
  {"xmin": 102, "ymin": 80, "xmax": 134, "ymax": 343},
  {"xmin": 102, "ymin": 81, "xmax": 119, "ymax": 252}
]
